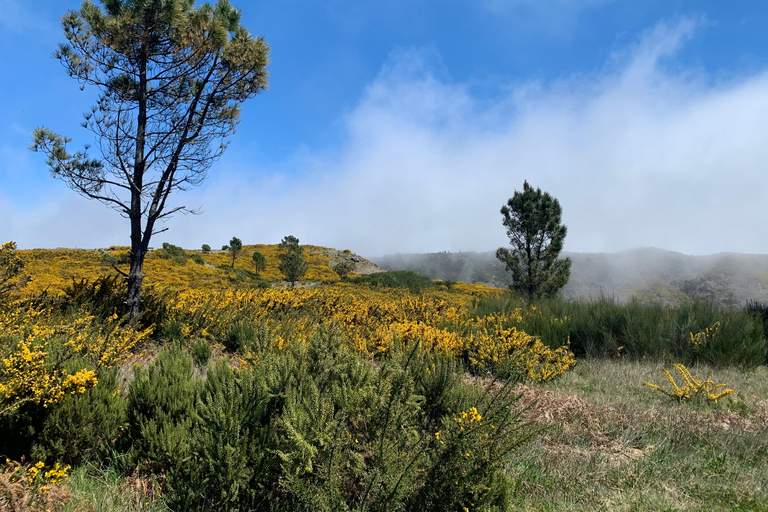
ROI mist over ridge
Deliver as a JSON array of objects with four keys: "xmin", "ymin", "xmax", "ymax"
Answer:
[{"xmin": 372, "ymin": 247, "xmax": 768, "ymax": 308}]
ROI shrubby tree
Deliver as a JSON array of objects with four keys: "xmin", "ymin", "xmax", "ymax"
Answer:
[
  {"xmin": 228, "ymin": 236, "xmax": 243, "ymax": 267},
  {"xmin": 0, "ymin": 242, "xmax": 28, "ymax": 303},
  {"xmin": 278, "ymin": 235, "xmax": 308, "ymax": 287},
  {"xmin": 333, "ymin": 261, "xmax": 353, "ymax": 279},
  {"xmin": 30, "ymin": 0, "xmax": 270, "ymax": 318},
  {"xmin": 251, "ymin": 250, "xmax": 266, "ymax": 275},
  {"xmin": 496, "ymin": 181, "xmax": 572, "ymax": 302},
  {"xmin": 201, "ymin": 244, "xmax": 211, "ymax": 254}
]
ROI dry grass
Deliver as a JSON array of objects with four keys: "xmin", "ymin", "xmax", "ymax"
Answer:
[{"xmin": 505, "ymin": 359, "xmax": 768, "ymax": 511}]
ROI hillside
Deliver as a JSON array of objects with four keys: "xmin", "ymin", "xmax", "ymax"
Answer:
[
  {"xmin": 16, "ymin": 244, "xmax": 385, "ymax": 296},
  {"xmin": 373, "ymin": 248, "xmax": 768, "ymax": 307}
]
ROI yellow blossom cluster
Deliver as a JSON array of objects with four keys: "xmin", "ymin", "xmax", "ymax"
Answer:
[
  {"xmin": 645, "ymin": 363, "xmax": 735, "ymax": 402},
  {"xmin": 461, "ymin": 313, "xmax": 576, "ymax": 382},
  {"xmin": 13, "ymin": 244, "xmax": 344, "ymax": 297},
  {"xmin": 0, "ymin": 304, "xmax": 150, "ymax": 415},
  {"xmin": 689, "ymin": 321, "xmax": 720, "ymax": 348},
  {"xmin": 167, "ymin": 284, "xmax": 574, "ymax": 382},
  {"xmin": 1, "ymin": 459, "xmax": 71, "ymax": 504}
]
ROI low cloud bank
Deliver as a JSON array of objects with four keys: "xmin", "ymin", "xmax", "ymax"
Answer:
[{"xmin": 7, "ymin": 17, "xmax": 768, "ymax": 256}]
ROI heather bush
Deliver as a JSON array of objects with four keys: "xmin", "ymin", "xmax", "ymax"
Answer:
[
  {"xmin": 124, "ymin": 346, "xmax": 201, "ymax": 475},
  {"xmin": 224, "ymin": 319, "xmax": 257, "ymax": 352},
  {"xmin": 191, "ymin": 338, "xmax": 212, "ymax": 367},
  {"xmin": 31, "ymin": 368, "xmax": 127, "ymax": 466}
]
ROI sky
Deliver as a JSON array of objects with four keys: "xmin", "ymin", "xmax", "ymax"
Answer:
[{"xmin": 1, "ymin": 0, "xmax": 768, "ymax": 256}]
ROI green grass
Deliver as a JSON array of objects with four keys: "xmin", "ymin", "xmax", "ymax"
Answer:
[
  {"xmin": 506, "ymin": 359, "xmax": 768, "ymax": 511},
  {"xmin": 65, "ymin": 465, "xmax": 167, "ymax": 512}
]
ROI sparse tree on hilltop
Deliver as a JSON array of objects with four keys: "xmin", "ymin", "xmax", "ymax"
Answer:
[
  {"xmin": 30, "ymin": 0, "xmax": 270, "ymax": 318},
  {"xmin": 201, "ymin": 244, "xmax": 211, "ymax": 254},
  {"xmin": 228, "ymin": 237, "xmax": 243, "ymax": 267},
  {"xmin": 252, "ymin": 250, "xmax": 266, "ymax": 275},
  {"xmin": 278, "ymin": 235, "xmax": 308, "ymax": 287},
  {"xmin": 496, "ymin": 181, "xmax": 572, "ymax": 302}
]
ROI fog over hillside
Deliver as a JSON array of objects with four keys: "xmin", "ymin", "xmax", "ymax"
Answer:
[{"xmin": 372, "ymin": 248, "xmax": 768, "ymax": 308}]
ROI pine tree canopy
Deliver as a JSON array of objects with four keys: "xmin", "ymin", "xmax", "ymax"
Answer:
[{"xmin": 496, "ymin": 181, "xmax": 572, "ymax": 301}]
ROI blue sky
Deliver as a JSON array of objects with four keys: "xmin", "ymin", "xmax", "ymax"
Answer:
[{"xmin": 2, "ymin": 0, "xmax": 768, "ymax": 256}]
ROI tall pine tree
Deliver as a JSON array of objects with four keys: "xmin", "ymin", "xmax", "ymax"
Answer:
[
  {"xmin": 31, "ymin": 0, "xmax": 269, "ymax": 318},
  {"xmin": 496, "ymin": 181, "xmax": 572, "ymax": 301}
]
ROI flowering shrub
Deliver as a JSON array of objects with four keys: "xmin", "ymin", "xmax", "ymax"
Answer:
[
  {"xmin": 165, "ymin": 284, "xmax": 575, "ymax": 383},
  {"xmin": 0, "ymin": 305, "xmax": 151, "ymax": 416},
  {"xmin": 644, "ymin": 363, "xmax": 735, "ymax": 402},
  {"xmin": 0, "ymin": 460, "xmax": 71, "ymax": 511}
]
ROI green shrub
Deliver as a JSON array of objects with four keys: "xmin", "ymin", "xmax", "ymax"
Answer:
[
  {"xmin": 100, "ymin": 250, "xmax": 130, "ymax": 266},
  {"xmin": 31, "ymin": 368, "xmax": 127, "ymax": 466},
  {"xmin": 201, "ymin": 244, "xmax": 211, "ymax": 254},
  {"xmin": 161, "ymin": 318, "xmax": 185, "ymax": 342},
  {"xmin": 190, "ymin": 253, "xmax": 205, "ymax": 265},
  {"xmin": 224, "ymin": 319, "xmax": 257, "ymax": 352},
  {"xmin": 166, "ymin": 361, "xmax": 280, "ymax": 511},
  {"xmin": 332, "ymin": 261, "xmax": 353, "ymax": 279},
  {"xmin": 350, "ymin": 270, "xmax": 434, "ymax": 293},
  {"xmin": 131, "ymin": 328, "xmax": 536, "ymax": 511},
  {"xmin": 124, "ymin": 346, "xmax": 201, "ymax": 475},
  {"xmin": 61, "ymin": 275, "xmax": 125, "ymax": 319},
  {"xmin": 191, "ymin": 339, "xmax": 212, "ymax": 367},
  {"xmin": 159, "ymin": 242, "xmax": 188, "ymax": 264},
  {"xmin": 472, "ymin": 295, "xmax": 768, "ymax": 367}
]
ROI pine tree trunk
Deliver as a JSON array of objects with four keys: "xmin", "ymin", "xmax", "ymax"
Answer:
[{"xmin": 126, "ymin": 250, "xmax": 144, "ymax": 319}]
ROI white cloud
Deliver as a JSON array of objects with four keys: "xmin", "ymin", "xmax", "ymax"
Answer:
[{"xmin": 8, "ymin": 17, "xmax": 768, "ymax": 257}]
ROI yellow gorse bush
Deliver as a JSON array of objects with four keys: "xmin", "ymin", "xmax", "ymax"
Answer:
[
  {"xmin": 5, "ymin": 245, "xmax": 575, "ymax": 388},
  {"xmin": 167, "ymin": 284, "xmax": 575, "ymax": 382},
  {"xmin": 0, "ymin": 304, "xmax": 151, "ymax": 415},
  {"xmin": 644, "ymin": 363, "xmax": 735, "ymax": 402}
]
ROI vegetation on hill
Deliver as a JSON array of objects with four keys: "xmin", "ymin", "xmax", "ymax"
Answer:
[{"xmin": 1, "ymin": 243, "xmax": 767, "ymax": 510}]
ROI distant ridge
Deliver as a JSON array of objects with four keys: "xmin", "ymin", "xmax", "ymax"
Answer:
[{"xmin": 372, "ymin": 248, "xmax": 768, "ymax": 307}]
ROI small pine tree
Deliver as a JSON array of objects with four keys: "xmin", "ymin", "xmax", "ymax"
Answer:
[
  {"xmin": 252, "ymin": 251, "xmax": 267, "ymax": 275},
  {"xmin": 228, "ymin": 237, "xmax": 243, "ymax": 268},
  {"xmin": 278, "ymin": 235, "xmax": 308, "ymax": 287},
  {"xmin": 496, "ymin": 181, "xmax": 572, "ymax": 302},
  {"xmin": 333, "ymin": 261, "xmax": 353, "ymax": 279}
]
